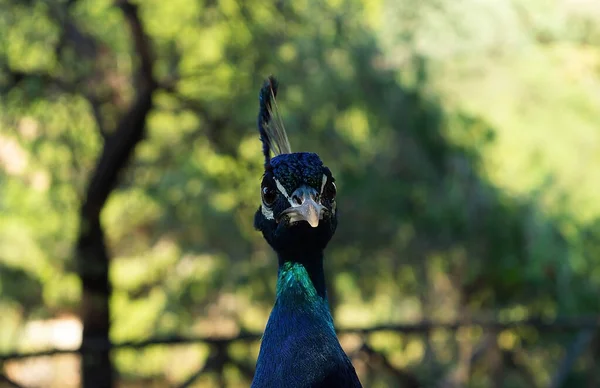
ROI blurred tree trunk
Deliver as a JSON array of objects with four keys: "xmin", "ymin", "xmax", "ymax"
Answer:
[
  {"xmin": 76, "ymin": 88, "xmax": 154, "ymax": 387},
  {"xmin": 76, "ymin": 2, "xmax": 156, "ymax": 386},
  {"xmin": 76, "ymin": 91, "xmax": 155, "ymax": 387},
  {"xmin": 77, "ymin": 210, "xmax": 113, "ymax": 387}
]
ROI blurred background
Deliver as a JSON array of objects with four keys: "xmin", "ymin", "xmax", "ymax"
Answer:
[{"xmin": 1, "ymin": 0, "xmax": 600, "ymax": 387}]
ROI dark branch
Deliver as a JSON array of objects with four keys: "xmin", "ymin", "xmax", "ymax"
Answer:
[
  {"xmin": 503, "ymin": 348, "xmax": 539, "ymax": 388},
  {"xmin": 86, "ymin": 93, "xmax": 109, "ymax": 139},
  {"xmin": 116, "ymin": 0, "xmax": 155, "ymax": 89},
  {"xmin": 0, "ymin": 374, "xmax": 25, "ymax": 388},
  {"xmin": 360, "ymin": 342, "xmax": 421, "ymax": 388},
  {"xmin": 177, "ymin": 344, "xmax": 228, "ymax": 388},
  {"xmin": 80, "ymin": 0, "xmax": 156, "ymax": 220},
  {"xmin": 549, "ymin": 330, "xmax": 596, "ymax": 388},
  {"xmin": 438, "ymin": 334, "xmax": 496, "ymax": 387},
  {"xmin": 3, "ymin": 316, "xmax": 600, "ymax": 362},
  {"xmin": 227, "ymin": 359, "xmax": 256, "ymax": 380},
  {"xmin": 0, "ymin": 68, "xmax": 74, "ymax": 95},
  {"xmin": 0, "ymin": 333, "xmax": 257, "ymax": 362},
  {"xmin": 159, "ymin": 85, "xmax": 214, "ymax": 119},
  {"xmin": 343, "ymin": 316, "xmax": 600, "ymax": 334},
  {"xmin": 76, "ymin": 1, "xmax": 157, "ymax": 387}
]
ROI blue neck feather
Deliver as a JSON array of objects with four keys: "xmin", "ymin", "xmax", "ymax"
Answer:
[
  {"xmin": 277, "ymin": 252, "xmax": 327, "ymax": 299},
  {"xmin": 252, "ymin": 251, "xmax": 361, "ymax": 388}
]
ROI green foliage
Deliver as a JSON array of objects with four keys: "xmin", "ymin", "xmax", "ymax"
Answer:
[{"xmin": 1, "ymin": 0, "xmax": 600, "ymax": 386}]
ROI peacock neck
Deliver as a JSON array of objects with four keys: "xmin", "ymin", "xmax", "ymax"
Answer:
[{"xmin": 277, "ymin": 251, "xmax": 327, "ymax": 300}]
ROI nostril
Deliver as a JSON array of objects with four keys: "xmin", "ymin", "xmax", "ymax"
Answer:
[{"xmin": 292, "ymin": 194, "xmax": 303, "ymax": 205}]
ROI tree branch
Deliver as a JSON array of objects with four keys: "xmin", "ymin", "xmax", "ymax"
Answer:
[
  {"xmin": 0, "ymin": 68, "xmax": 74, "ymax": 95},
  {"xmin": 503, "ymin": 348, "xmax": 539, "ymax": 388},
  {"xmin": 438, "ymin": 334, "xmax": 496, "ymax": 388},
  {"xmin": 549, "ymin": 330, "xmax": 596, "ymax": 388},
  {"xmin": 343, "ymin": 316, "xmax": 600, "ymax": 333},
  {"xmin": 359, "ymin": 342, "xmax": 421, "ymax": 388},
  {"xmin": 2, "ymin": 316, "xmax": 599, "ymax": 362},
  {"xmin": 176, "ymin": 343, "xmax": 229, "ymax": 388},
  {"xmin": 0, "ymin": 374, "xmax": 25, "ymax": 388},
  {"xmin": 76, "ymin": 1, "xmax": 157, "ymax": 387},
  {"xmin": 116, "ymin": 0, "xmax": 155, "ymax": 90}
]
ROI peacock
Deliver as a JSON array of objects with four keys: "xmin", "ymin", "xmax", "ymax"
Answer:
[{"xmin": 251, "ymin": 76, "xmax": 362, "ymax": 388}]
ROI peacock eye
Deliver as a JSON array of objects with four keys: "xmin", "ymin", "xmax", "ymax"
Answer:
[
  {"xmin": 261, "ymin": 186, "xmax": 278, "ymax": 207},
  {"xmin": 322, "ymin": 181, "xmax": 337, "ymax": 202}
]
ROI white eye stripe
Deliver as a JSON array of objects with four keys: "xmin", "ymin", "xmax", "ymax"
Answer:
[
  {"xmin": 266, "ymin": 175, "xmax": 334, "ymax": 212},
  {"xmin": 274, "ymin": 178, "xmax": 294, "ymax": 206},
  {"xmin": 261, "ymin": 204, "xmax": 274, "ymax": 220},
  {"xmin": 320, "ymin": 175, "xmax": 337, "ymax": 198}
]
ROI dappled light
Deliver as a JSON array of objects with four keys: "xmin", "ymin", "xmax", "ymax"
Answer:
[{"xmin": 1, "ymin": 0, "xmax": 600, "ymax": 387}]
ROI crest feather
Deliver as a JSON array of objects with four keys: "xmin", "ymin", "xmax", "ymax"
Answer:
[{"xmin": 257, "ymin": 76, "xmax": 292, "ymax": 167}]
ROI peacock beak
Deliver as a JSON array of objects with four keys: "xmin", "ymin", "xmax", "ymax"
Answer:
[{"xmin": 279, "ymin": 186, "xmax": 325, "ymax": 228}]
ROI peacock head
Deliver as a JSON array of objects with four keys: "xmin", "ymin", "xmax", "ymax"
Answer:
[{"xmin": 253, "ymin": 77, "xmax": 338, "ymax": 255}]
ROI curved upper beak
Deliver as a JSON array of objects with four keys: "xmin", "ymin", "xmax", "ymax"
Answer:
[{"xmin": 279, "ymin": 185, "xmax": 325, "ymax": 228}]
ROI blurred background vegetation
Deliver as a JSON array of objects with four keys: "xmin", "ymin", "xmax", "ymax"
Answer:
[{"xmin": 1, "ymin": 0, "xmax": 600, "ymax": 387}]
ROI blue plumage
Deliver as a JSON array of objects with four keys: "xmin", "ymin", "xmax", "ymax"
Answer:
[
  {"xmin": 252, "ymin": 77, "xmax": 362, "ymax": 388},
  {"xmin": 253, "ymin": 262, "xmax": 360, "ymax": 387}
]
